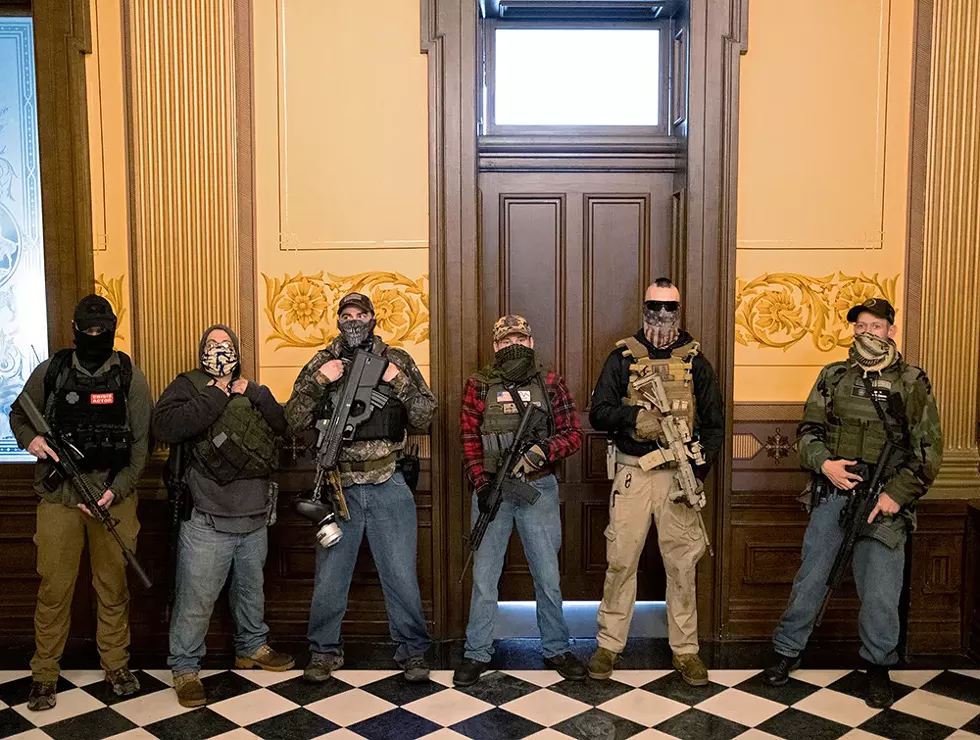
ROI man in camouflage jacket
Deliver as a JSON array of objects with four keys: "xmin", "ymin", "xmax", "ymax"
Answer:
[
  {"xmin": 285, "ymin": 292, "xmax": 437, "ymax": 683},
  {"xmin": 762, "ymin": 298, "xmax": 943, "ymax": 709}
]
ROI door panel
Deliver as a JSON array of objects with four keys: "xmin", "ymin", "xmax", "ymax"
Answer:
[{"xmin": 478, "ymin": 171, "xmax": 676, "ymax": 600}]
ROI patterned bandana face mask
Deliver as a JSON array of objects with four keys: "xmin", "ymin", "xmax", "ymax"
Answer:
[
  {"xmin": 643, "ymin": 305, "xmax": 681, "ymax": 349},
  {"xmin": 849, "ymin": 332, "xmax": 897, "ymax": 375},
  {"xmin": 202, "ymin": 341, "xmax": 239, "ymax": 377},
  {"xmin": 337, "ymin": 318, "xmax": 376, "ymax": 352}
]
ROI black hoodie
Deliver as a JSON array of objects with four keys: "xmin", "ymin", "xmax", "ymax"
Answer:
[
  {"xmin": 589, "ymin": 329, "xmax": 725, "ymax": 480},
  {"xmin": 152, "ymin": 325, "xmax": 287, "ymax": 526}
]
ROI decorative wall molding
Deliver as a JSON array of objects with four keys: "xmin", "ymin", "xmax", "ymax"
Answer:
[
  {"xmin": 262, "ymin": 270, "xmax": 429, "ymax": 350},
  {"xmin": 95, "ymin": 272, "xmax": 127, "ymax": 341},
  {"xmin": 734, "ymin": 271, "xmax": 899, "ymax": 350}
]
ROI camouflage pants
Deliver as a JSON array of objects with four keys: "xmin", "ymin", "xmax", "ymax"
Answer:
[{"xmin": 596, "ymin": 463, "xmax": 706, "ymax": 655}]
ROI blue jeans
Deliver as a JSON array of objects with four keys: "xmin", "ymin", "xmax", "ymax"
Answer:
[
  {"xmin": 773, "ymin": 494, "xmax": 906, "ymax": 666},
  {"xmin": 308, "ymin": 471, "xmax": 430, "ymax": 663},
  {"xmin": 464, "ymin": 474, "xmax": 570, "ymax": 663},
  {"xmin": 168, "ymin": 509, "xmax": 270, "ymax": 674}
]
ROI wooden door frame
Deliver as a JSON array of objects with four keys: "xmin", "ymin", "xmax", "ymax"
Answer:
[{"xmin": 422, "ymin": 0, "xmax": 749, "ymax": 639}]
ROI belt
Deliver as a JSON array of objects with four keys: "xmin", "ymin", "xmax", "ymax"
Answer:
[
  {"xmin": 616, "ymin": 449, "xmax": 677, "ymax": 471},
  {"xmin": 339, "ymin": 452, "xmax": 397, "ymax": 473}
]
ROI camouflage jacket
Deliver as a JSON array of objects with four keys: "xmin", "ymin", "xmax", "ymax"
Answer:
[
  {"xmin": 797, "ymin": 355, "xmax": 943, "ymax": 545},
  {"xmin": 284, "ymin": 335, "xmax": 436, "ymax": 486}
]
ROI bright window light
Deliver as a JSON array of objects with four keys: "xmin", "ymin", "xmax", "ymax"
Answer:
[{"xmin": 494, "ymin": 28, "xmax": 661, "ymax": 126}]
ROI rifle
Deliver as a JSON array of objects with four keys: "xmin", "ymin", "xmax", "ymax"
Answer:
[
  {"xmin": 16, "ymin": 393, "xmax": 153, "ymax": 589},
  {"xmin": 162, "ymin": 443, "xmax": 192, "ymax": 615},
  {"xmin": 815, "ymin": 439, "xmax": 905, "ymax": 626},
  {"xmin": 632, "ymin": 372, "xmax": 714, "ymax": 556},
  {"xmin": 459, "ymin": 400, "xmax": 544, "ymax": 583},
  {"xmin": 295, "ymin": 349, "xmax": 389, "ymax": 546}
]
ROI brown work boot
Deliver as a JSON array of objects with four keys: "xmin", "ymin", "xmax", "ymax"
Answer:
[
  {"xmin": 106, "ymin": 667, "xmax": 141, "ymax": 697},
  {"xmin": 304, "ymin": 652, "xmax": 345, "ymax": 683},
  {"xmin": 587, "ymin": 647, "xmax": 619, "ymax": 680},
  {"xmin": 234, "ymin": 644, "xmax": 296, "ymax": 672},
  {"xmin": 672, "ymin": 652, "xmax": 709, "ymax": 686},
  {"xmin": 173, "ymin": 672, "xmax": 207, "ymax": 708},
  {"xmin": 27, "ymin": 681, "xmax": 57, "ymax": 711}
]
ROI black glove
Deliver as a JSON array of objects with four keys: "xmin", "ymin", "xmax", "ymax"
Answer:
[{"xmin": 476, "ymin": 483, "xmax": 493, "ymax": 514}]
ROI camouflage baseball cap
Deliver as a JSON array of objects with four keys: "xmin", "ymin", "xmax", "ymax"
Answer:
[
  {"xmin": 493, "ymin": 314, "xmax": 532, "ymax": 342},
  {"xmin": 846, "ymin": 297, "xmax": 895, "ymax": 324},
  {"xmin": 338, "ymin": 292, "xmax": 375, "ymax": 315}
]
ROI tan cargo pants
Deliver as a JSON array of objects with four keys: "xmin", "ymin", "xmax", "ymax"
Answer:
[
  {"xmin": 31, "ymin": 497, "xmax": 140, "ymax": 682},
  {"xmin": 596, "ymin": 461, "xmax": 706, "ymax": 655}
]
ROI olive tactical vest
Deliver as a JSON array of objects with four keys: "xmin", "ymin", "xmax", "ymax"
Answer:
[
  {"xmin": 824, "ymin": 361, "xmax": 919, "ymax": 464},
  {"xmin": 183, "ymin": 370, "xmax": 280, "ymax": 484},
  {"xmin": 477, "ymin": 373, "xmax": 554, "ymax": 473}
]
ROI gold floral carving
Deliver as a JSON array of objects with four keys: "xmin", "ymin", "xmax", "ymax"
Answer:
[
  {"xmin": 734, "ymin": 272, "xmax": 899, "ymax": 351},
  {"xmin": 95, "ymin": 273, "xmax": 127, "ymax": 341},
  {"xmin": 263, "ymin": 271, "xmax": 429, "ymax": 350}
]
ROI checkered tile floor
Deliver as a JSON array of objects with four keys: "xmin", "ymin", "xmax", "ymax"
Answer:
[{"xmin": 1, "ymin": 667, "xmax": 979, "ymax": 740}]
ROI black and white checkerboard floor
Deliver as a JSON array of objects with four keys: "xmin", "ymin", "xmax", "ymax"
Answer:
[{"xmin": 1, "ymin": 667, "xmax": 979, "ymax": 740}]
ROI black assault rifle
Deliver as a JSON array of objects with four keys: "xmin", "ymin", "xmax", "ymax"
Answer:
[
  {"xmin": 459, "ymin": 400, "xmax": 544, "ymax": 583},
  {"xmin": 295, "ymin": 350, "xmax": 390, "ymax": 542},
  {"xmin": 16, "ymin": 394, "xmax": 153, "ymax": 589},
  {"xmin": 815, "ymin": 439, "xmax": 906, "ymax": 626}
]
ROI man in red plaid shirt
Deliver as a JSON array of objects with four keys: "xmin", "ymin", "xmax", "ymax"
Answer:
[{"xmin": 453, "ymin": 315, "xmax": 586, "ymax": 687}]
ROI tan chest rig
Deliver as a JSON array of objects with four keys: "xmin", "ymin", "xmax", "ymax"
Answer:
[{"xmin": 619, "ymin": 337, "xmax": 698, "ymax": 431}]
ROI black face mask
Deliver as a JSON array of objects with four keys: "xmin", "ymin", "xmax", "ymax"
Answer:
[
  {"xmin": 494, "ymin": 343, "xmax": 536, "ymax": 384},
  {"xmin": 73, "ymin": 326, "xmax": 115, "ymax": 371}
]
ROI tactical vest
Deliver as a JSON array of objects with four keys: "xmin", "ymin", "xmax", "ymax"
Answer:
[
  {"xmin": 478, "ymin": 373, "xmax": 554, "ymax": 473},
  {"xmin": 619, "ymin": 337, "xmax": 698, "ymax": 438},
  {"xmin": 44, "ymin": 349, "xmax": 132, "ymax": 472},
  {"xmin": 317, "ymin": 343, "xmax": 408, "ymax": 442},
  {"xmin": 183, "ymin": 370, "xmax": 280, "ymax": 484},
  {"xmin": 824, "ymin": 362, "xmax": 917, "ymax": 464}
]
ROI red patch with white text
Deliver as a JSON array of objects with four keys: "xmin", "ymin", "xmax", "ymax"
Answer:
[{"xmin": 90, "ymin": 393, "xmax": 115, "ymax": 405}]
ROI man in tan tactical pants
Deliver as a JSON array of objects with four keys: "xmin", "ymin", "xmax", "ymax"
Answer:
[
  {"xmin": 597, "ymin": 461, "xmax": 706, "ymax": 657},
  {"xmin": 587, "ymin": 279, "xmax": 724, "ymax": 686}
]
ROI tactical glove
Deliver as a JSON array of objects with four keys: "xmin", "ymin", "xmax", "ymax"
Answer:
[
  {"xmin": 634, "ymin": 409, "xmax": 663, "ymax": 441},
  {"xmin": 512, "ymin": 443, "xmax": 548, "ymax": 479},
  {"xmin": 476, "ymin": 482, "xmax": 493, "ymax": 514}
]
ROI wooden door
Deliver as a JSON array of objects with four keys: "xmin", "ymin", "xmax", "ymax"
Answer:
[{"xmin": 478, "ymin": 171, "xmax": 677, "ymax": 601}]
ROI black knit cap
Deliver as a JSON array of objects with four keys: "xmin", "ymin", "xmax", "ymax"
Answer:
[
  {"xmin": 73, "ymin": 294, "xmax": 117, "ymax": 332},
  {"xmin": 846, "ymin": 297, "xmax": 896, "ymax": 324}
]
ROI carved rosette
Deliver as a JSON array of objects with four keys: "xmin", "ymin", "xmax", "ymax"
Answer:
[{"xmin": 263, "ymin": 270, "xmax": 429, "ymax": 350}]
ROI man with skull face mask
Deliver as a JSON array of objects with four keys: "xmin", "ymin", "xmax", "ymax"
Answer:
[
  {"xmin": 762, "ymin": 299, "xmax": 943, "ymax": 709},
  {"xmin": 587, "ymin": 278, "xmax": 724, "ymax": 687},
  {"xmin": 453, "ymin": 315, "xmax": 585, "ymax": 686},
  {"xmin": 285, "ymin": 292, "xmax": 437, "ymax": 683},
  {"xmin": 153, "ymin": 325, "xmax": 292, "ymax": 707},
  {"xmin": 10, "ymin": 295, "xmax": 151, "ymax": 711}
]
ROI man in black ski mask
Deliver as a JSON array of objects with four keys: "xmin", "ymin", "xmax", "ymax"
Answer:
[
  {"xmin": 10, "ymin": 295, "xmax": 152, "ymax": 710},
  {"xmin": 286, "ymin": 292, "xmax": 437, "ymax": 684}
]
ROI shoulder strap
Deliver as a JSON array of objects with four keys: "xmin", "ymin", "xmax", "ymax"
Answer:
[
  {"xmin": 861, "ymin": 374, "xmax": 904, "ymax": 447},
  {"xmin": 180, "ymin": 369, "xmax": 213, "ymax": 392},
  {"xmin": 618, "ymin": 337, "xmax": 648, "ymax": 361},
  {"xmin": 43, "ymin": 349, "xmax": 75, "ymax": 403},
  {"xmin": 116, "ymin": 351, "xmax": 133, "ymax": 391}
]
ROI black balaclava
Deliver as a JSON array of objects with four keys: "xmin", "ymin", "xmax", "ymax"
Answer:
[{"xmin": 73, "ymin": 294, "xmax": 117, "ymax": 372}]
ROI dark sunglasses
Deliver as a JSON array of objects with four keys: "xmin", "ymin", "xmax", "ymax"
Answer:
[{"xmin": 644, "ymin": 300, "xmax": 680, "ymax": 312}]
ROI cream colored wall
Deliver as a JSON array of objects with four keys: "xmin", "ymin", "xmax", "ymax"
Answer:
[
  {"xmin": 735, "ymin": 0, "xmax": 915, "ymax": 402},
  {"xmin": 253, "ymin": 0, "xmax": 430, "ymax": 401},
  {"xmin": 86, "ymin": 0, "xmax": 133, "ymax": 354}
]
